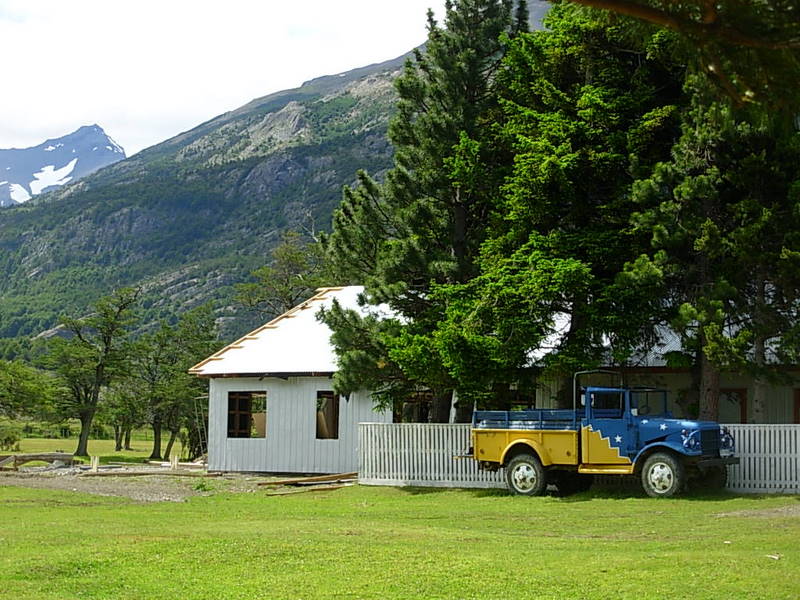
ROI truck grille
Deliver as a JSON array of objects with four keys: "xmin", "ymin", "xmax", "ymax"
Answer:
[{"xmin": 700, "ymin": 429, "xmax": 720, "ymax": 456}]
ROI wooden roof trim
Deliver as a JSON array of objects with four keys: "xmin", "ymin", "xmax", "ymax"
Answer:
[{"xmin": 195, "ymin": 371, "xmax": 336, "ymax": 380}]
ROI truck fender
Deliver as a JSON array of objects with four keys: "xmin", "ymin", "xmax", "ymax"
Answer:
[
  {"xmin": 501, "ymin": 440, "xmax": 552, "ymax": 467},
  {"xmin": 632, "ymin": 441, "xmax": 688, "ymax": 472}
]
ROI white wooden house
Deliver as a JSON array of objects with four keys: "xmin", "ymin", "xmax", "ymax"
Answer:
[
  {"xmin": 190, "ymin": 286, "xmax": 392, "ymax": 473},
  {"xmin": 532, "ymin": 324, "xmax": 799, "ymax": 424}
]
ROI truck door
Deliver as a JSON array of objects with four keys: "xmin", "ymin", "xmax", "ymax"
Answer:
[{"xmin": 581, "ymin": 388, "xmax": 636, "ymax": 465}]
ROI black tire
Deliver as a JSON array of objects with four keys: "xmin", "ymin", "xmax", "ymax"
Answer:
[
  {"xmin": 505, "ymin": 453, "xmax": 547, "ymax": 496},
  {"xmin": 641, "ymin": 452, "xmax": 685, "ymax": 498}
]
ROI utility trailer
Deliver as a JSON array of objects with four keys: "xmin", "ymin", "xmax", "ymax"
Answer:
[{"xmin": 470, "ymin": 372, "xmax": 738, "ymax": 497}]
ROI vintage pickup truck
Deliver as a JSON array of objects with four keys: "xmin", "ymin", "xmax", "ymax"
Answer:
[{"xmin": 471, "ymin": 373, "xmax": 738, "ymax": 497}]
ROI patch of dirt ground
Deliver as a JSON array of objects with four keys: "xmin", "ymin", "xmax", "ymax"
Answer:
[
  {"xmin": 0, "ymin": 466, "xmax": 269, "ymax": 502},
  {"xmin": 716, "ymin": 504, "xmax": 800, "ymax": 519}
]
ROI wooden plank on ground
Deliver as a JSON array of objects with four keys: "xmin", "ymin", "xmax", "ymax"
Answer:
[
  {"xmin": 257, "ymin": 472, "xmax": 357, "ymax": 487},
  {"xmin": 263, "ymin": 483, "xmax": 352, "ymax": 496}
]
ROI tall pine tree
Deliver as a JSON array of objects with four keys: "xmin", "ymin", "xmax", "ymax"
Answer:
[
  {"xmin": 630, "ymin": 78, "xmax": 800, "ymax": 420},
  {"xmin": 431, "ymin": 4, "xmax": 685, "ymax": 407},
  {"xmin": 323, "ymin": 0, "xmax": 527, "ymax": 420}
]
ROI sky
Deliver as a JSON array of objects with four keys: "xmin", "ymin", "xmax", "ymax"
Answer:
[{"xmin": 0, "ymin": 0, "xmax": 446, "ymax": 156}]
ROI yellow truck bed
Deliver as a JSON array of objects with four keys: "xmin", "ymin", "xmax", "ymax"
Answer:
[{"xmin": 472, "ymin": 428, "xmax": 579, "ymax": 466}]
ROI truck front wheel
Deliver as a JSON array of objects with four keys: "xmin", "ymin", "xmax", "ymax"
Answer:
[
  {"xmin": 641, "ymin": 452, "xmax": 685, "ymax": 498},
  {"xmin": 505, "ymin": 454, "xmax": 547, "ymax": 496}
]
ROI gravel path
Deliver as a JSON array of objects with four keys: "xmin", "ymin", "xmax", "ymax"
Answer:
[{"xmin": 0, "ymin": 466, "xmax": 267, "ymax": 502}]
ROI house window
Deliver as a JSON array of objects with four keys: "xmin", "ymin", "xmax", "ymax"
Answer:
[
  {"xmin": 316, "ymin": 391, "xmax": 339, "ymax": 440},
  {"xmin": 227, "ymin": 392, "xmax": 267, "ymax": 438}
]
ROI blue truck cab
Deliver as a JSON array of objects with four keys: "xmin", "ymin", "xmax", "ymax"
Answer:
[{"xmin": 471, "ymin": 377, "xmax": 738, "ymax": 497}]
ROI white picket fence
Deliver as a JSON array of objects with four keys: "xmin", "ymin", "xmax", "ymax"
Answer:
[{"xmin": 358, "ymin": 422, "xmax": 800, "ymax": 494}]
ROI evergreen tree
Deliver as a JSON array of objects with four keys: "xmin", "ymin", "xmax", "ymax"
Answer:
[
  {"xmin": 323, "ymin": 0, "xmax": 527, "ymax": 420},
  {"xmin": 630, "ymin": 80, "xmax": 800, "ymax": 420},
  {"xmin": 431, "ymin": 4, "xmax": 685, "ymax": 406},
  {"xmin": 559, "ymin": 0, "xmax": 800, "ymax": 107}
]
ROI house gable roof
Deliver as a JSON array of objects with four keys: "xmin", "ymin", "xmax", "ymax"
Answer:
[{"xmin": 190, "ymin": 286, "xmax": 380, "ymax": 378}]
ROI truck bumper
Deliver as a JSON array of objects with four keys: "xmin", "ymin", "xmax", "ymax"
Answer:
[{"xmin": 697, "ymin": 456, "xmax": 740, "ymax": 468}]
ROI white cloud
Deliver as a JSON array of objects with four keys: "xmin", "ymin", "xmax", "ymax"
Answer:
[{"xmin": 0, "ymin": 0, "xmax": 446, "ymax": 156}]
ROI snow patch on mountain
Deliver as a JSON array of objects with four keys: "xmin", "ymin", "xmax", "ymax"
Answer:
[
  {"xmin": 29, "ymin": 158, "xmax": 77, "ymax": 194},
  {"xmin": 9, "ymin": 183, "xmax": 31, "ymax": 203}
]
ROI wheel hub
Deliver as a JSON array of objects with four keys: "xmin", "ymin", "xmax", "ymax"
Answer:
[
  {"xmin": 511, "ymin": 463, "xmax": 537, "ymax": 492},
  {"xmin": 648, "ymin": 462, "xmax": 674, "ymax": 492}
]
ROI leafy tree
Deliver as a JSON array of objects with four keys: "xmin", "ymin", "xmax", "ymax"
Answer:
[
  {"xmin": 323, "ymin": 0, "xmax": 528, "ymax": 420},
  {"xmin": 559, "ymin": 0, "xmax": 800, "ymax": 107},
  {"xmin": 162, "ymin": 304, "xmax": 219, "ymax": 461},
  {"xmin": 128, "ymin": 324, "xmax": 175, "ymax": 459},
  {"xmin": 127, "ymin": 304, "xmax": 219, "ymax": 460},
  {"xmin": 46, "ymin": 288, "xmax": 140, "ymax": 456},
  {"xmin": 236, "ymin": 230, "xmax": 328, "ymax": 319},
  {"xmin": 0, "ymin": 359, "xmax": 59, "ymax": 418},
  {"xmin": 102, "ymin": 380, "xmax": 148, "ymax": 451}
]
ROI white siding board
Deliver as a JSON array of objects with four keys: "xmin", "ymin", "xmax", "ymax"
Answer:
[{"xmin": 206, "ymin": 377, "xmax": 390, "ymax": 474}]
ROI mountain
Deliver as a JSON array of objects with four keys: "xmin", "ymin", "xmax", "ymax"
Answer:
[
  {"xmin": 0, "ymin": 54, "xmax": 404, "ymax": 346},
  {"xmin": 0, "ymin": 125, "xmax": 125, "ymax": 207},
  {"xmin": 0, "ymin": 3, "xmax": 549, "ymax": 354}
]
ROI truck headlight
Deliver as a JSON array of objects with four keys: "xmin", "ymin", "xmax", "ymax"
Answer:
[
  {"xmin": 681, "ymin": 429, "xmax": 701, "ymax": 451},
  {"xmin": 720, "ymin": 427, "xmax": 735, "ymax": 456}
]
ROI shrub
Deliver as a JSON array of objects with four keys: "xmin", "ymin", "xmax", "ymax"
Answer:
[{"xmin": 0, "ymin": 419, "xmax": 22, "ymax": 451}]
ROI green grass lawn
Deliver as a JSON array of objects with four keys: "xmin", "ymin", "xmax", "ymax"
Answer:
[
  {"xmin": 0, "ymin": 483, "xmax": 797, "ymax": 600},
  {"xmin": 16, "ymin": 437, "xmax": 183, "ymax": 464}
]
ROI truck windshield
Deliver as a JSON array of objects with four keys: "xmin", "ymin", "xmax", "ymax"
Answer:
[{"xmin": 630, "ymin": 389, "xmax": 669, "ymax": 418}]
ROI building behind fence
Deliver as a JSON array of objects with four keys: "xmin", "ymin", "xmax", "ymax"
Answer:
[{"xmin": 358, "ymin": 423, "xmax": 800, "ymax": 494}]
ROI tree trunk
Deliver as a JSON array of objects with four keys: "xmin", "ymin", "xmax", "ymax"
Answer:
[
  {"xmin": 149, "ymin": 417, "xmax": 163, "ymax": 460},
  {"xmin": 113, "ymin": 425, "xmax": 123, "ymax": 452},
  {"xmin": 452, "ymin": 192, "xmax": 469, "ymax": 282},
  {"xmin": 123, "ymin": 427, "xmax": 133, "ymax": 451},
  {"xmin": 454, "ymin": 393, "xmax": 473, "ymax": 423},
  {"xmin": 429, "ymin": 390, "xmax": 453, "ymax": 423},
  {"xmin": 698, "ymin": 344, "xmax": 720, "ymax": 421},
  {"xmin": 751, "ymin": 278, "xmax": 768, "ymax": 424},
  {"xmin": 163, "ymin": 429, "xmax": 179, "ymax": 461},
  {"xmin": 74, "ymin": 409, "xmax": 95, "ymax": 457},
  {"xmin": 674, "ymin": 353, "xmax": 701, "ymax": 419}
]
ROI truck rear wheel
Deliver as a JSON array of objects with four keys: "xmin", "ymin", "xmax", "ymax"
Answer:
[
  {"xmin": 641, "ymin": 452, "xmax": 685, "ymax": 498},
  {"xmin": 505, "ymin": 454, "xmax": 546, "ymax": 496}
]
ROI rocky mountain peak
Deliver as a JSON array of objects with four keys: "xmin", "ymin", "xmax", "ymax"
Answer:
[{"xmin": 0, "ymin": 124, "xmax": 126, "ymax": 207}]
